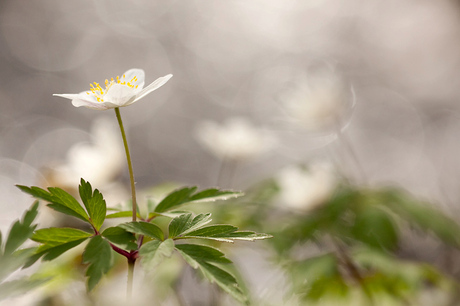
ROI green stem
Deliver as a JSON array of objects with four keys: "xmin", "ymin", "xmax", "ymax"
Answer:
[
  {"xmin": 127, "ymin": 259, "xmax": 135, "ymax": 299},
  {"xmin": 114, "ymin": 107, "xmax": 137, "ymax": 222}
]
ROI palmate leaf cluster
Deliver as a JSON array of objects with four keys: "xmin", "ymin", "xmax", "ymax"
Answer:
[
  {"xmin": 0, "ymin": 202, "xmax": 50, "ymax": 300},
  {"xmin": 17, "ymin": 179, "xmax": 271, "ymax": 304}
]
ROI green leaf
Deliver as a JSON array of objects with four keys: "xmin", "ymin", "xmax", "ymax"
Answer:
[
  {"xmin": 22, "ymin": 201, "xmax": 39, "ymax": 227},
  {"xmin": 106, "ymin": 211, "xmax": 141, "ymax": 219},
  {"xmin": 187, "ymin": 229, "xmax": 273, "ymax": 242},
  {"xmin": 220, "ymin": 231, "xmax": 273, "ymax": 241},
  {"xmin": 199, "ymin": 262, "xmax": 247, "ymax": 304},
  {"xmin": 175, "ymin": 244, "xmax": 245, "ymax": 304},
  {"xmin": 28, "ymin": 228, "xmax": 92, "ymax": 264},
  {"xmin": 82, "ymin": 235, "xmax": 114, "ymax": 291},
  {"xmin": 154, "ymin": 187, "xmax": 198, "ymax": 213},
  {"xmin": 167, "ymin": 213, "xmax": 213, "ymax": 238},
  {"xmin": 101, "ymin": 227, "xmax": 137, "ymax": 251},
  {"xmin": 175, "ymin": 244, "xmax": 232, "ymax": 267},
  {"xmin": 139, "ymin": 239, "xmax": 174, "ymax": 270},
  {"xmin": 168, "ymin": 213, "xmax": 193, "ymax": 238},
  {"xmin": 4, "ymin": 202, "xmax": 39, "ymax": 255},
  {"xmin": 383, "ymin": 189, "xmax": 460, "ymax": 247},
  {"xmin": 0, "ymin": 248, "xmax": 37, "ymax": 282},
  {"xmin": 78, "ymin": 179, "xmax": 106, "ymax": 231},
  {"xmin": 147, "ymin": 210, "xmax": 192, "ymax": 220},
  {"xmin": 180, "ymin": 225, "xmax": 237, "ymax": 242},
  {"xmin": 16, "ymin": 185, "xmax": 54, "ymax": 202},
  {"xmin": 188, "ymin": 188, "xmax": 244, "ymax": 203},
  {"xmin": 180, "ymin": 213, "xmax": 213, "ymax": 235},
  {"xmin": 0, "ymin": 276, "xmax": 50, "ymax": 301},
  {"xmin": 351, "ymin": 206, "xmax": 399, "ymax": 252},
  {"xmin": 40, "ymin": 239, "xmax": 88, "ymax": 261},
  {"xmin": 118, "ymin": 222, "xmax": 164, "ymax": 241},
  {"xmin": 17, "ymin": 185, "xmax": 89, "ymax": 223},
  {"xmin": 288, "ymin": 253, "xmax": 346, "ymax": 301},
  {"xmin": 154, "ymin": 187, "xmax": 243, "ymax": 213},
  {"xmin": 32, "ymin": 228, "xmax": 92, "ymax": 246},
  {"xmin": 169, "ymin": 213, "xmax": 273, "ymax": 243}
]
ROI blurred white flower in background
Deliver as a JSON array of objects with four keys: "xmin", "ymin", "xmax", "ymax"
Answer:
[
  {"xmin": 44, "ymin": 117, "xmax": 124, "ymax": 191},
  {"xmin": 276, "ymin": 162, "xmax": 338, "ymax": 211},
  {"xmin": 195, "ymin": 117, "xmax": 276, "ymax": 161},
  {"xmin": 54, "ymin": 68, "xmax": 172, "ymax": 110},
  {"xmin": 281, "ymin": 67, "xmax": 352, "ymax": 131}
]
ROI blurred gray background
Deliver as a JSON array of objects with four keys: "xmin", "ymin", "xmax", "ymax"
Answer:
[{"xmin": 1, "ymin": 0, "xmax": 460, "ymax": 230}]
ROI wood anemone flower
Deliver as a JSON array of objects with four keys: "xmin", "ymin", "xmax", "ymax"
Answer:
[{"xmin": 54, "ymin": 69, "xmax": 172, "ymax": 110}]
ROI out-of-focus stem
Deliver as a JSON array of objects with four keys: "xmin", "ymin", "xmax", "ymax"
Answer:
[
  {"xmin": 335, "ymin": 121, "xmax": 367, "ymax": 184},
  {"xmin": 127, "ymin": 259, "xmax": 135, "ymax": 299}
]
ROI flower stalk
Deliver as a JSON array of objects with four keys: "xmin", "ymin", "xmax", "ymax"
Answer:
[{"xmin": 114, "ymin": 107, "xmax": 137, "ymax": 222}]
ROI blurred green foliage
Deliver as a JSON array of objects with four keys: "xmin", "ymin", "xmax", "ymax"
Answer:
[
  {"xmin": 207, "ymin": 180, "xmax": 460, "ymax": 305},
  {"xmin": 0, "ymin": 202, "xmax": 50, "ymax": 301}
]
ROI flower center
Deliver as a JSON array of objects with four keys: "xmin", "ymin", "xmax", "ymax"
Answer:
[{"xmin": 87, "ymin": 74, "xmax": 139, "ymax": 102}]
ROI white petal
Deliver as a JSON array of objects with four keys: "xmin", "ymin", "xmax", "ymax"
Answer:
[
  {"xmin": 131, "ymin": 74, "xmax": 173, "ymax": 104},
  {"xmin": 54, "ymin": 93, "xmax": 109, "ymax": 110},
  {"xmin": 72, "ymin": 99, "xmax": 110, "ymax": 110},
  {"xmin": 121, "ymin": 68, "xmax": 145, "ymax": 93},
  {"xmin": 100, "ymin": 101, "xmax": 122, "ymax": 109},
  {"xmin": 104, "ymin": 83, "xmax": 136, "ymax": 106},
  {"xmin": 53, "ymin": 93, "xmax": 80, "ymax": 100}
]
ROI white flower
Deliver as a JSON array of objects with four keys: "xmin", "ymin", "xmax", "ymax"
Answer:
[
  {"xmin": 195, "ymin": 117, "xmax": 276, "ymax": 161},
  {"xmin": 276, "ymin": 162, "xmax": 337, "ymax": 211},
  {"xmin": 281, "ymin": 69, "xmax": 350, "ymax": 130},
  {"xmin": 54, "ymin": 69, "xmax": 172, "ymax": 110}
]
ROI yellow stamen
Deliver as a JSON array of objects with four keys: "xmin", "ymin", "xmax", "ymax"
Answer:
[{"xmin": 87, "ymin": 73, "xmax": 139, "ymax": 102}]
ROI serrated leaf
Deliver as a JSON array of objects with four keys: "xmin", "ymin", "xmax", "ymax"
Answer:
[
  {"xmin": 16, "ymin": 185, "xmax": 54, "ymax": 202},
  {"xmin": 188, "ymin": 188, "xmax": 244, "ymax": 203},
  {"xmin": 4, "ymin": 202, "xmax": 39, "ymax": 255},
  {"xmin": 118, "ymin": 222, "xmax": 164, "ymax": 241},
  {"xmin": 40, "ymin": 239, "xmax": 88, "ymax": 261},
  {"xmin": 139, "ymin": 239, "xmax": 174, "ymax": 270},
  {"xmin": 17, "ymin": 185, "xmax": 89, "ymax": 223},
  {"xmin": 180, "ymin": 213, "xmax": 213, "ymax": 235},
  {"xmin": 175, "ymin": 244, "xmax": 232, "ymax": 267},
  {"xmin": 101, "ymin": 227, "xmax": 137, "ymax": 250},
  {"xmin": 169, "ymin": 213, "xmax": 215, "ymax": 238},
  {"xmin": 183, "ymin": 225, "xmax": 237, "ymax": 237},
  {"xmin": 175, "ymin": 244, "xmax": 245, "ymax": 303},
  {"xmin": 22, "ymin": 201, "xmax": 39, "ymax": 228},
  {"xmin": 154, "ymin": 187, "xmax": 198, "ymax": 213},
  {"xmin": 82, "ymin": 235, "xmax": 113, "ymax": 291},
  {"xmin": 180, "ymin": 225, "xmax": 237, "ymax": 243},
  {"xmin": 47, "ymin": 187, "xmax": 90, "ymax": 222},
  {"xmin": 78, "ymin": 179, "xmax": 106, "ymax": 231},
  {"xmin": 154, "ymin": 187, "xmax": 243, "ymax": 213},
  {"xmin": 25, "ymin": 229, "xmax": 90, "ymax": 265},
  {"xmin": 32, "ymin": 228, "xmax": 92, "ymax": 246},
  {"xmin": 199, "ymin": 262, "xmax": 247, "ymax": 304},
  {"xmin": 168, "ymin": 213, "xmax": 193, "ymax": 238},
  {"xmin": 219, "ymin": 231, "xmax": 273, "ymax": 241}
]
